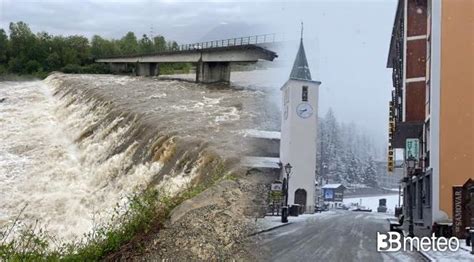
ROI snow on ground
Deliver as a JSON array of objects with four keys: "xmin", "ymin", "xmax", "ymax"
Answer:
[
  {"xmin": 344, "ymin": 194, "xmax": 400, "ymax": 214},
  {"xmin": 254, "ymin": 211, "xmax": 338, "ymax": 233},
  {"xmin": 420, "ymin": 241, "xmax": 474, "ymax": 261},
  {"xmin": 460, "ymin": 242, "xmax": 473, "ymax": 253},
  {"xmin": 381, "ymin": 187, "xmax": 400, "ymax": 192},
  {"xmin": 241, "ymin": 156, "xmax": 280, "ymax": 169},
  {"xmin": 255, "ymin": 194, "xmax": 401, "ymax": 234},
  {"xmin": 241, "ymin": 129, "xmax": 280, "ymax": 140}
]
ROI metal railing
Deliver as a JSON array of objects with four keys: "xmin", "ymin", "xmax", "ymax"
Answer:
[
  {"xmin": 97, "ymin": 33, "xmax": 280, "ymax": 59},
  {"xmin": 176, "ymin": 33, "xmax": 279, "ymax": 51}
]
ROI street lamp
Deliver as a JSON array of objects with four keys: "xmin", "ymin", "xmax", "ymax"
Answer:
[
  {"xmin": 284, "ymin": 163, "xmax": 293, "ymax": 176},
  {"xmin": 406, "ymin": 156, "xmax": 417, "ymax": 237},
  {"xmin": 407, "ymin": 156, "xmax": 416, "ymax": 171},
  {"xmin": 281, "ymin": 163, "xmax": 292, "ymax": 223}
]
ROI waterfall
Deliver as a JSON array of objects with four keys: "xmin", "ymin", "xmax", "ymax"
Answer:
[{"xmin": 0, "ymin": 72, "xmax": 261, "ymax": 242}]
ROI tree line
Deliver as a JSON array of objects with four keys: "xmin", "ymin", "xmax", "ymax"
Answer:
[
  {"xmin": 317, "ymin": 108, "xmax": 380, "ymax": 188},
  {"xmin": 0, "ymin": 21, "xmax": 189, "ymax": 78}
]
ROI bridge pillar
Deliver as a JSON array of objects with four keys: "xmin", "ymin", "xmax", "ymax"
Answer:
[
  {"xmin": 136, "ymin": 63, "xmax": 151, "ymax": 76},
  {"xmin": 109, "ymin": 63, "xmax": 128, "ymax": 74},
  {"xmin": 149, "ymin": 63, "xmax": 160, "ymax": 76},
  {"xmin": 196, "ymin": 62, "xmax": 231, "ymax": 83},
  {"xmin": 136, "ymin": 63, "xmax": 160, "ymax": 76}
]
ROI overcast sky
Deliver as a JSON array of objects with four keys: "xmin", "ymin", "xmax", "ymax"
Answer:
[{"xmin": 0, "ymin": 0, "xmax": 397, "ymax": 152}]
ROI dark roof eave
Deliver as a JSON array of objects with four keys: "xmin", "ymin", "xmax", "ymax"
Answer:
[
  {"xmin": 289, "ymin": 78, "xmax": 321, "ymax": 84},
  {"xmin": 387, "ymin": 0, "xmax": 404, "ymax": 68}
]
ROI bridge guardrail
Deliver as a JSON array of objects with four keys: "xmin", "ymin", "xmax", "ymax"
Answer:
[
  {"xmin": 178, "ymin": 33, "xmax": 280, "ymax": 51},
  {"xmin": 97, "ymin": 33, "xmax": 281, "ymax": 60}
]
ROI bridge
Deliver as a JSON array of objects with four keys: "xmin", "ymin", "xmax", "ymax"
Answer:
[{"xmin": 95, "ymin": 34, "xmax": 279, "ymax": 83}]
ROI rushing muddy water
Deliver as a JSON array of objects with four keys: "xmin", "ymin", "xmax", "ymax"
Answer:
[{"xmin": 0, "ymin": 72, "xmax": 280, "ymax": 242}]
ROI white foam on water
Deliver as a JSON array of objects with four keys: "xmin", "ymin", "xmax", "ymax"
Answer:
[
  {"xmin": 0, "ymin": 80, "xmax": 162, "ymax": 242},
  {"xmin": 0, "ymin": 70, "xmax": 274, "ymax": 243},
  {"xmin": 215, "ymin": 107, "xmax": 240, "ymax": 122},
  {"xmin": 149, "ymin": 93, "xmax": 167, "ymax": 99}
]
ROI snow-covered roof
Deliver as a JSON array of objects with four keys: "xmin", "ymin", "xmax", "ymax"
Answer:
[
  {"xmin": 321, "ymin": 184, "xmax": 345, "ymax": 189},
  {"xmin": 242, "ymin": 129, "xmax": 280, "ymax": 140},
  {"xmin": 242, "ymin": 157, "xmax": 280, "ymax": 169}
]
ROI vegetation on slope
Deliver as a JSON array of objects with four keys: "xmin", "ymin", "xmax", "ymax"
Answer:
[
  {"xmin": 0, "ymin": 161, "xmax": 230, "ymax": 261},
  {"xmin": 0, "ymin": 21, "xmax": 191, "ymax": 79}
]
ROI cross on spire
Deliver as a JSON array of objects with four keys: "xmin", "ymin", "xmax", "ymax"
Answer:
[{"xmin": 301, "ymin": 22, "xmax": 304, "ymax": 40}]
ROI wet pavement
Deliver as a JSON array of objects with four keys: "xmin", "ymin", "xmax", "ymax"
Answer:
[{"xmin": 256, "ymin": 210, "xmax": 428, "ymax": 262}]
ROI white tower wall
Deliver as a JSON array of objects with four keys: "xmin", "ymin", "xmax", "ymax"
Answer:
[{"xmin": 280, "ymin": 79, "xmax": 320, "ymax": 213}]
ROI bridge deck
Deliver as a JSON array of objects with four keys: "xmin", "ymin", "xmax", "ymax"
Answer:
[
  {"xmin": 95, "ymin": 34, "xmax": 279, "ymax": 83},
  {"xmin": 96, "ymin": 44, "xmax": 277, "ymax": 63}
]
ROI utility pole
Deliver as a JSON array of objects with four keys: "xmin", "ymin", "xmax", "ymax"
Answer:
[{"xmin": 281, "ymin": 163, "xmax": 292, "ymax": 223}]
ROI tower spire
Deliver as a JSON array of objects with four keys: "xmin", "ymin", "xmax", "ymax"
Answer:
[{"xmin": 290, "ymin": 24, "xmax": 312, "ymax": 81}]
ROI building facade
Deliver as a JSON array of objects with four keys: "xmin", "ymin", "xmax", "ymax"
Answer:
[
  {"xmin": 280, "ymin": 36, "xmax": 321, "ymax": 214},
  {"xmin": 387, "ymin": 0, "xmax": 473, "ymax": 231},
  {"xmin": 375, "ymin": 160, "xmax": 404, "ymax": 189}
]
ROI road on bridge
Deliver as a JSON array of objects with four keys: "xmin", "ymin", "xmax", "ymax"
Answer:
[{"xmin": 254, "ymin": 210, "xmax": 428, "ymax": 262}]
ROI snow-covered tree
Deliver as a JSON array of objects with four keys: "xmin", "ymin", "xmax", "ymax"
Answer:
[
  {"xmin": 362, "ymin": 157, "xmax": 378, "ymax": 188},
  {"xmin": 317, "ymin": 107, "xmax": 381, "ymax": 187},
  {"xmin": 319, "ymin": 109, "xmax": 345, "ymax": 183},
  {"xmin": 345, "ymin": 154, "xmax": 359, "ymax": 184}
]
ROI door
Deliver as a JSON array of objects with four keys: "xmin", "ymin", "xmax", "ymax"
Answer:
[{"xmin": 295, "ymin": 189, "xmax": 307, "ymax": 211}]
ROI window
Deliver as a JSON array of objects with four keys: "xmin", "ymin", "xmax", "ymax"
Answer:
[
  {"xmin": 284, "ymin": 88, "xmax": 289, "ymax": 105},
  {"xmin": 302, "ymin": 86, "xmax": 308, "ymax": 102}
]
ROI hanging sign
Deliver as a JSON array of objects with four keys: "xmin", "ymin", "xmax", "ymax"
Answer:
[{"xmin": 405, "ymin": 138, "xmax": 420, "ymax": 160}]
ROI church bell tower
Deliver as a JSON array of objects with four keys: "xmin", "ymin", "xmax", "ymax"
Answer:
[{"xmin": 279, "ymin": 25, "xmax": 321, "ymax": 213}]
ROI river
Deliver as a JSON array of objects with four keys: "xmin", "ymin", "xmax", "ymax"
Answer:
[{"xmin": 0, "ymin": 71, "xmax": 281, "ymax": 242}]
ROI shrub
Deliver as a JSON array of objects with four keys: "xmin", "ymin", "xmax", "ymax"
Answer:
[
  {"xmin": 24, "ymin": 60, "xmax": 42, "ymax": 74},
  {"xmin": 160, "ymin": 62, "xmax": 192, "ymax": 75},
  {"xmin": 81, "ymin": 63, "xmax": 111, "ymax": 74},
  {"xmin": 61, "ymin": 64, "xmax": 83, "ymax": 74},
  {"xmin": 7, "ymin": 57, "xmax": 25, "ymax": 74},
  {"xmin": 33, "ymin": 70, "xmax": 50, "ymax": 79}
]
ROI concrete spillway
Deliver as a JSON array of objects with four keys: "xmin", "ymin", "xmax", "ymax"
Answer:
[{"xmin": 0, "ymin": 72, "xmax": 281, "ymax": 242}]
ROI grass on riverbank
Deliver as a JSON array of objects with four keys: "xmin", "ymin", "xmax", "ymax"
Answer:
[
  {"xmin": 0, "ymin": 162, "xmax": 230, "ymax": 261},
  {"xmin": 0, "ymin": 62, "xmax": 192, "ymax": 82},
  {"xmin": 0, "ymin": 189, "xmax": 168, "ymax": 261}
]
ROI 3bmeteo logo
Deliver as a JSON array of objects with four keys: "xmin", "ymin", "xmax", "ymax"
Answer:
[{"xmin": 377, "ymin": 232, "xmax": 460, "ymax": 252}]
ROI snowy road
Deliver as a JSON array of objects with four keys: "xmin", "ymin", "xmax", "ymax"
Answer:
[{"xmin": 255, "ymin": 210, "xmax": 428, "ymax": 262}]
